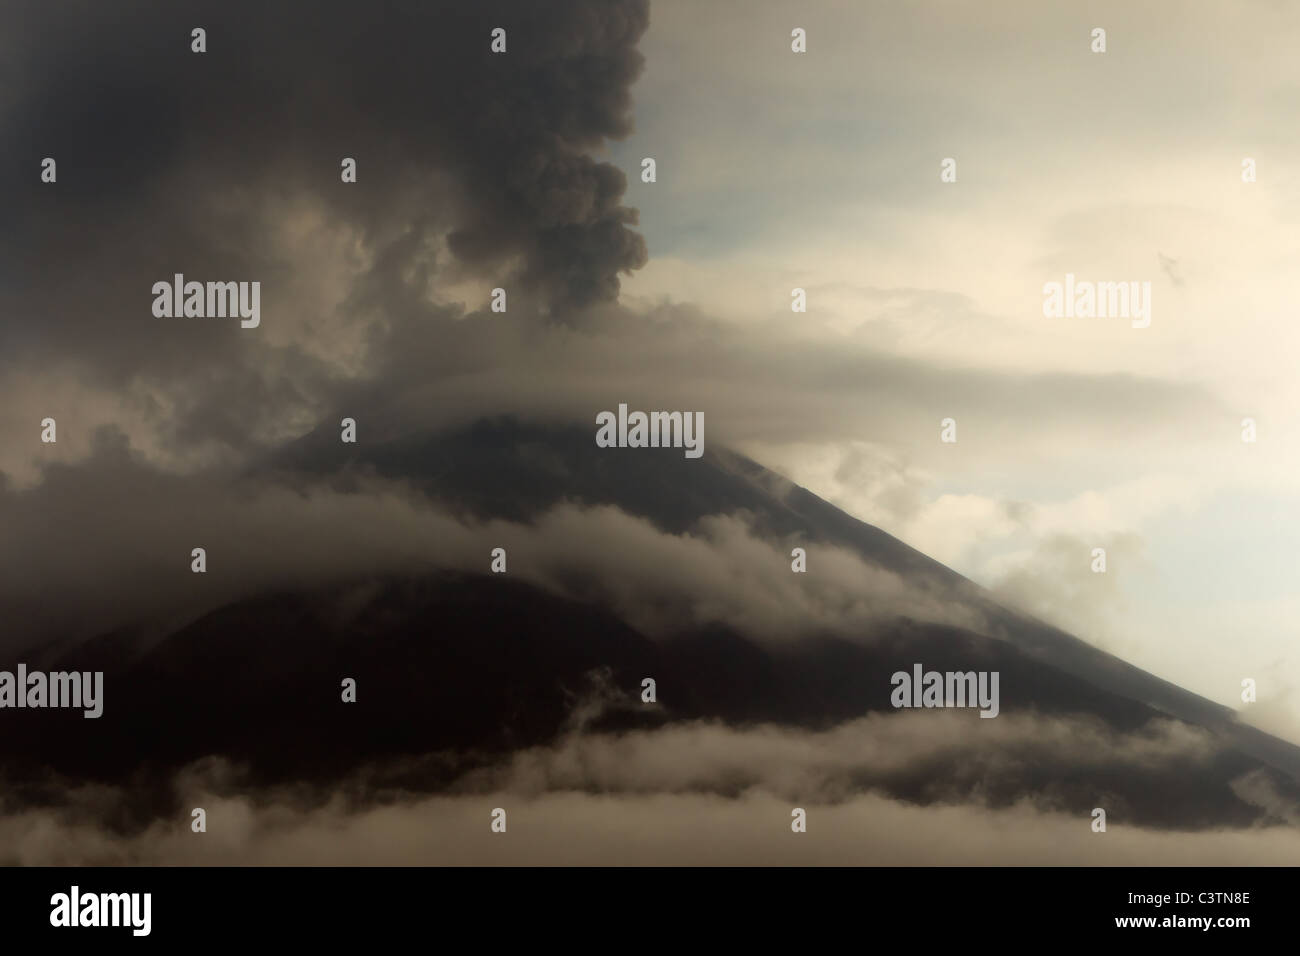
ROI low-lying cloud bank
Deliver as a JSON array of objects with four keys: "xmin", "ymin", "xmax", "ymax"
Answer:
[
  {"xmin": 15, "ymin": 790, "xmax": 1300, "ymax": 866},
  {"xmin": 1, "ymin": 711, "xmax": 1293, "ymax": 865}
]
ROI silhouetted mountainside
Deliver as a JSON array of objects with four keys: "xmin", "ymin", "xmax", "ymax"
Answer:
[
  {"xmin": 5, "ymin": 419, "xmax": 1299, "ymax": 832},
  {"xmin": 269, "ymin": 419, "xmax": 1294, "ymax": 768}
]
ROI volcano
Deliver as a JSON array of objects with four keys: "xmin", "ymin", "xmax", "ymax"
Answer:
[{"xmin": 5, "ymin": 419, "xmax": 1298, "ymax": 840}]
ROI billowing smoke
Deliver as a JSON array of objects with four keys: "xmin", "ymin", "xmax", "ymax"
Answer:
[{"xmin": 0, "ymin": 0, "xmax": 649, "ymax": 378}]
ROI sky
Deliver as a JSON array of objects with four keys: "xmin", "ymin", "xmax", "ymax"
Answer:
[{"xmin": 605, "ymin": 0, "xmax": 1300, "ymax": 741}]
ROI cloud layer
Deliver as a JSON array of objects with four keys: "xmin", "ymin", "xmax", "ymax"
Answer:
[{"xmin": 6, "ymin": 712, "xmax": 1295, "ymax": 866}]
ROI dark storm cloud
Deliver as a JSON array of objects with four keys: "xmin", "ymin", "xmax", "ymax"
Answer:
[
  {"xmin": 0, "ymin": 0, "xmax": 1227, "ymax": 480},
  {"xmin": 0, "ymin": 0, "xmax": 649, "ymax": 376}
]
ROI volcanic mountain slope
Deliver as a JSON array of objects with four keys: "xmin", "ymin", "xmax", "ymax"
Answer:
[{"xmin": 6, "ymin": 419, "xmax": 1299, "ymax": 833}]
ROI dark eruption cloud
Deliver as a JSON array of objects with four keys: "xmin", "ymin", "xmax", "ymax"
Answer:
[{"xmin": 0, "ymin": 0, "xmax": 650, "ymax": 380}]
